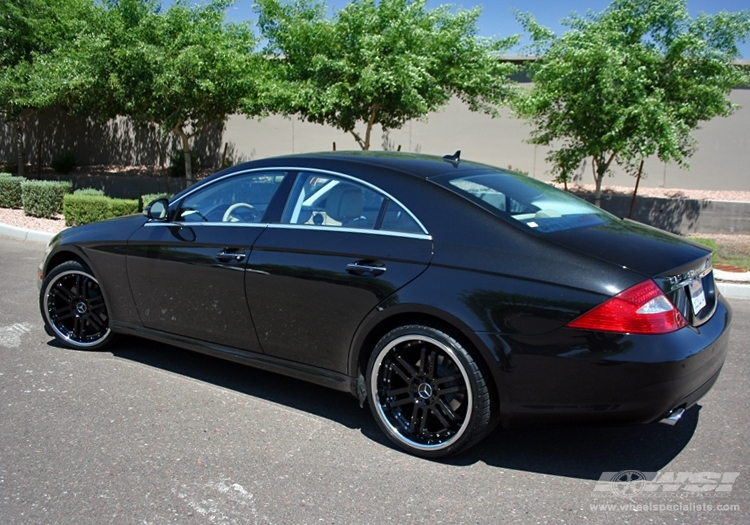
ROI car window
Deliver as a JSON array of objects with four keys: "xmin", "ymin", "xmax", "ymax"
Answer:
[
  {"xmin": 380, "ymin": 199, "xmax": 424, "ymax": 234},
  {"xmin": 177, "ymin": 172, "xmax": 285, "ymax": 223},
  {"xmin": 433, "ymin": 170, "xmax": 611, "ymax": 233},
  {"xmin": 281, "ymin": 172, "xmax": 427, "ymax": 234},
  {"xmin": 282, "ymin": 173, "xmax": 384, "ymax": 229}
]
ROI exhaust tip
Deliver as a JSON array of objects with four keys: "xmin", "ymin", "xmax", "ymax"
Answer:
[{"xmin": 659, "ymin": 407, "xmax": 686, "ymax": 426}]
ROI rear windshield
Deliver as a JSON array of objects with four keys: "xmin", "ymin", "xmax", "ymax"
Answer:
[{"xmin": 432, "ymin": 169, "xmax": 613, "ymax": 233}]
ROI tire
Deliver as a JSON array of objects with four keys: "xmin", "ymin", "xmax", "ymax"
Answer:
[
  {"xmin": 39, "ymin": 260, "xmax": 114, "ymax": 350},
  {"xmin": 366, "ymin": 324, "xmax": 493, "ymax": 458}
]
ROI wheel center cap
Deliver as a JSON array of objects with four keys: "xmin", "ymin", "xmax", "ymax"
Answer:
[
  {"xmin": 417, "ymin": 382, "xmax": 433, "ymax": 400},
  {"xmin": 76, "ymin": 302, "xmax": 88, "ymax": 315}
]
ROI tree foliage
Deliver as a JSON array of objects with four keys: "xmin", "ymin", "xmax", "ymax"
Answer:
[
  {"xmin": 255, "ymin": 0, "xmax": 518, "ymax": 150},
  {"xmin": 515, "ymin": 0, "xmax": 750, "ymax": 206},
  {"xmin": 85, "ymin": 0, "xmax": 261, "ymax": 183},
  {"xmin": 0, "ymin": 0, "xmax": 98, "ymax": 175}
]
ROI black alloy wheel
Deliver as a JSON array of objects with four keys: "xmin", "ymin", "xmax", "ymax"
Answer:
[
  {"xmin": 40, "ymin": 260, "xmax": 113, "ymax": 350},
  {"xmin": 367, "ymin": 325, "xmax": 493, "ymax": 457}
]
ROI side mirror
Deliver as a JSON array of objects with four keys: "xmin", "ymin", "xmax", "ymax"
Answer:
[{"xmin": 145, "ymin": 198, "xmax": 169, "ymax": 220}]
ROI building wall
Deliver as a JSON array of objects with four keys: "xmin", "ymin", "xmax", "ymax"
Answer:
[
  {"xmin": 2, "ymin": 89, "xmax": 748, "ymax": 190},
  {"xmin": 223, "ymin": 89, "xmax": 750, "ymax": 190}
]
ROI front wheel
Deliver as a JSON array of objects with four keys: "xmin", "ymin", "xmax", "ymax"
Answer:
[
  {"xmin": 366, "ymin": 324, "xmax": 493, "ymax": 458},
  {"xmin": 40, "ymin": 260, "xmax": 114, "ymax": 350}
]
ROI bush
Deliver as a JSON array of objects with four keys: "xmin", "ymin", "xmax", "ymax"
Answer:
[
  {"xmin": 0, "ymin": 176, "xmax": 26, "ymax": 208},
  {"xmin": 0, "ymin": 172, "xmax": 12, "ymax": 177},
  {"xmin": 63, "ymin": 194, "xmax": 139, "ymax": 226},
  {"xmin": 74, "ymin": 187, "xmax": 105, "ymax": 196},
  {"xmin": 140, "ymin": 193, "xmax": 171, "ymax": 212},
  {"xmin": 168, "ymin": 150, "xmax": 200, "ymax": 178},
  {"xmin": 21, "ymin": 180, "xmax": 72, "ymax": 218},
  {"xmin": 51, "ymin": 152, "xmax": 77, "ymax": 174}
]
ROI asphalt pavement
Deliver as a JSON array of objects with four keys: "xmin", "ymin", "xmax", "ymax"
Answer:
[{"xmin": 1, "ymin": 234, "xmax": 748, "ymax": 524}]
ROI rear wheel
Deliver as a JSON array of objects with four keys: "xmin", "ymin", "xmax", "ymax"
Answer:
[
  {"xmin": 366, "ymin": 324, "xmax": 493, "ymax": 458},
  {"xmin": 40, "ymin": 260, "xmax": 114, "ymax": 350}
]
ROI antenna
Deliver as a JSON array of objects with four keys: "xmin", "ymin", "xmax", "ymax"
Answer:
[{"xmin": 442, "ymin": 150, "xmax": 461, "ymax": 167}]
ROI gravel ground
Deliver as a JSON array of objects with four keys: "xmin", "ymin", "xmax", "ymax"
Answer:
[{"xmin": 0, "ymin": 208, "xmax": 67, "ymax": 234}]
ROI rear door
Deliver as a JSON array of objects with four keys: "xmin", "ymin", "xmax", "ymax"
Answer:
[{"xmin": 246, "ymin": 170, "xmax": 433, "ymax": 372}]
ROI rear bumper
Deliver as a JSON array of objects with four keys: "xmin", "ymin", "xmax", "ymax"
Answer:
[{"xmin": 476, "ymin": 296, "xmax": 733, "ymax": 427}]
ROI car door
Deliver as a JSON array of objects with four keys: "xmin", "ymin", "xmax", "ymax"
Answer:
[
  {"xmin": 246, "ymin": 170, "xmax": 433, "ymax": 372},
  {"xmin": 126, "ymin": 170, "xmax": 288, "ymax": 351}
]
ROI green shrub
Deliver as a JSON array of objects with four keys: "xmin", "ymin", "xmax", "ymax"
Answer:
[
  {"xmin": 0, "ymin": 176, "xmax": 26, "ymax": 208},
  {"xmin": 63, "ymin": 194, "xmax": 139, "ymax": 226},
  {"xmin": 21, "ymin": 180, "xmax": 72, "ymax": 218},
  {"xmin": 74, "ymin": 187, "xmax": 105, "ymax": 196},
  {"xmin": 51, "ymin": 152, "xmax": 77, "ymax": 174},
  {"xmin": 0, "ymin": 172, "xmax": 12, "ymax": 177},
  {"xmin": 108, "ymin": 198, "xmax": 140, "ymax": 219},
  {"xmin": 140, "ymin": 193, "xmax": 171, "ymax": 212},
  {"xmin": 168, "ymin": 150, "xmax": 200, "ymax": 178}
]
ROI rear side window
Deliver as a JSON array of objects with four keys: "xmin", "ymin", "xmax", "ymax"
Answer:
[
  {"xmin": 281, "ymin": 172, "xmax": 425, "ymax": 235},
  {"xmin": 433, "ymin": 170, "xmax": 612, "ymax": 233}
]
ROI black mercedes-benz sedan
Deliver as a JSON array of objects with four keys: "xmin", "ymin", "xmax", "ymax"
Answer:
[{"xmin": 38, "ymin": 151, "xmax": 731, "ymax": 457}]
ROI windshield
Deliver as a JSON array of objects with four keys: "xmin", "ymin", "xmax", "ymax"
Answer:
[{"xmin": 432, "ymin": 169, "xmax": 613, "ymax": 234}]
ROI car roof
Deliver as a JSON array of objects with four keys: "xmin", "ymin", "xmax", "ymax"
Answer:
[{"xmin": 239, "ymin": 150, "xmax": 495, "ymax": 180}]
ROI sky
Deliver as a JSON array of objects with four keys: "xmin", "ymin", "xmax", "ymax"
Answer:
[{"xmin": 202, "ymin": 0, "xmax": 750, "ymax": 58}]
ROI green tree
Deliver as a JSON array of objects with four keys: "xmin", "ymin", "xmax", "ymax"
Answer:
[
  {"xmin": 515, "ymin": 0, "xmax": 750, "ymax": 207},
  {"xmin": 74, "ymin": 0, "xmax": 261, "ymax": 183},
  {"xmin": 0, "ymin": 0, "xmax": 97, "ymax": 176},
  {"xmin": 255, "ymin": 0, "xmax": 518, "ymax": 150}
]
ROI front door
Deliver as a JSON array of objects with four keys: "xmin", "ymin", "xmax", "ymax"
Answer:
[{"xmin": 126, "ymin": 170, "xmax": 287, "ymax": 351}]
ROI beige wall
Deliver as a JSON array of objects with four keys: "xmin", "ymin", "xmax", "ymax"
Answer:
[
  {"xmin": 3, "ymin": 90, "xmax": 748, "ymax": 191},
  {"xmin": 224, "ymin": 89, "xmax": 750, "ymax": 191}
]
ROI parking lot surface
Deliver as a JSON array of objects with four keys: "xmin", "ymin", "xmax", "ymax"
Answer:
[{"xmin": 1, "ymin": 236, "xmax": 748, "ymax": 524}]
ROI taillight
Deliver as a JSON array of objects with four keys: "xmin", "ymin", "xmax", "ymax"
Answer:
[{"xmin": 567, "ymin": 280, "xmax": 688, "ymax": 335}]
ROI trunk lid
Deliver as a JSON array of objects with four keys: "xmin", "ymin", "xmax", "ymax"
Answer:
[{"xmin": 545, "ymin": 219, "xmax": 717, "ymax": 326}]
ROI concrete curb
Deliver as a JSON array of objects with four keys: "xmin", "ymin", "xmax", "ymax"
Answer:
[
  {"xmin": 717, "ymin": 282, "xmax": 750, "ymax": 301},
  {"xmin": 0, "ymin": 223, "xmax": 55, "ymax": 244},
  {"xmin": 2, "ymin": 222, "xmax": 749, "ymax": 301}
]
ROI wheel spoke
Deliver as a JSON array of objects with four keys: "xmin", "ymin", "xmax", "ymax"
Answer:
[
  {"xmin": 388, "ymin": 396, "xmax": 414, "ymax": 408},
  {"xmin": 394, "ymin": 355, "xmax": 417, "ymax": 379},
  {"xmin": 52, "ymin": 285, "xmax": 76, "ymax": 303},
  {"xmin": 410, "ymin": 405, "xmax": 428, "ymax": 434},
  {"xmin": 435, "ymin": 398, "xmax": 462, "ymax": 424},
  {"xmin": 426, "ymin": 350, "xmax": 436, "ymax": 380},
  {"xmin": 73, "ymin": 316, "xmax": 83, "ymax": 339},
  {"xmin": 433, "ymin": 374, "xmax": 460, "ymax": 386},
  {"xmin": 54, "ymin": 311, "xmax": 75, "ymax": 322},
  {"xmin": 385, "ymin": 386, "xmax": 410, "ymax": 397},
  {"xmin": 86, "ymin": 313, "xmax": 106, "ymax": 331},
  {"xmin": 430, "ymin": 405, "xmax": 452, "ymax": 429},
  {"xmin": 418, "ymin": 346, "xmax": 426, "ymax": 373},
  {"xmin": 436, "ymin": 385, "xmax": 465, "ymax": 397},
  {"xmin": 88, "ymin": 296, "xmax": 106, "ymax": 311}
]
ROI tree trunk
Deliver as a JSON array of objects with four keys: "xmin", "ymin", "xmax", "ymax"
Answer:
[
  {"xmin": 594, "ymin": 173, "xmax": 603, "ymax": 208},
  {"xmin": 592, "ymin": 152, "xmax": 617, "ymax": 208},
  {"xmin": 628, "ymin": 159, "xmax": 645, "ymax": 219},
  {"xmin": 15, "ymin": 118, "xmax": 24, "ymax": 178},
  {"xmin": 349, "ymin": 102, "xmax": 381, "ymax": 150},
  {"xmin": 173, "ymin": 123, "xmax": 194, "ymax": 184},
  {"xmin": 592, "ymin": 158, "xmax": 602, "ymax": 208}
]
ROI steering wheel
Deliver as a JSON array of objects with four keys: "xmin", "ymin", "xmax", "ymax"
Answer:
[{"xmin": 222, "ymin": 203, "xmax": 260, "ymax": 223}]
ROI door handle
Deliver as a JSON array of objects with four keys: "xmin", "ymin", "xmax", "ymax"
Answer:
[
  {"xmin": 215, "ymin": 249, "xmax": 247, "ymax": 263},
  {"xmin": 346, "ymin": 261, "xmax": 386, "ymax": 276}
]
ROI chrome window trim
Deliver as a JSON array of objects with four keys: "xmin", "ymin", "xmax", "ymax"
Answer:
[
  {"xmin": 144, "ymin": 221, "xmax": 268, "ymax": 229},
  {"xmin": 170, "ymin": 166, "xmax": 429, "ymax": 235},
  {"xmin": 267, "ymin": 223, "xmax": 432, "ymax": 241}
]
